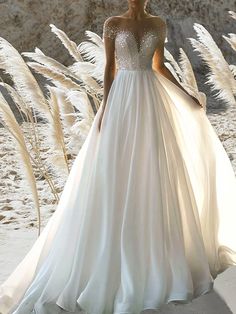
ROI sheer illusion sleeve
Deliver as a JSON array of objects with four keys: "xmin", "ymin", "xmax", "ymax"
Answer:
[{"xmin": 102, "ymin": 17, "xmax": 118, "ymax": 40}]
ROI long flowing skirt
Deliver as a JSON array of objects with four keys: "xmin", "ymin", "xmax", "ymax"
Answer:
[{"xmin": 0, "ymin": 68, "xmax": 236, "ymax": 314}]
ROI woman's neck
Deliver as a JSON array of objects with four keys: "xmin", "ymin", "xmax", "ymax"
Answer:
[{"xmin": 126, "ymin": 6, "xmax": 147, "ymax": 20}]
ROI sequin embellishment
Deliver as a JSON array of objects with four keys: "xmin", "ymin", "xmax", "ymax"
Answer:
[
  {"xmin": 103, "ymin": 20, "xmax": 164, "ymax": 70},
  {"xmin": 103, "ymin": 23, "xmax": 119, "ymax": 40}
]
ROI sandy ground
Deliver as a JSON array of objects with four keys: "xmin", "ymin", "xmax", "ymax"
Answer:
[{"xmin": 0, "ymin": 101, "xmax": 236, "ymax": 313}]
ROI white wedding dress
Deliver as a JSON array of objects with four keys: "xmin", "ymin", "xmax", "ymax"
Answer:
[{"xmin": 1, "ymin": 18, "xmax": 236, "ymax": 314}]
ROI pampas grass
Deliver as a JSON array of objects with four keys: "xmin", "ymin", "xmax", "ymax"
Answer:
[
  {"xmin": 0, "ymin": 38, "xmax": 51, "ymax": 121},
  {"xmin": 0, "ymin": 25, "xmax": 106, "ymax": 233},
  {"xmin": 66, "ymin": 90, "xmax": 95, "ymax": 146},
  {"xmin": 164, "ymin": 47, "xmax": 207, "ymax": 111},
  {"xmin": 50, "ymin": 24, "xmax": 83, "ymax": 62},
  {"xmin": 47, "ymin": 86, "xmax": 69, "ymax": 173},
  {"xmin": 26, "ymin": 62, "xmax": 81, "ymax": 91},
  {"xmin": 77, "ymin": 30, "xmax": 106, "ymax": 82},
  {"xmin": 222, "ymin": 12, "xmax": 236, "ymax": 95},
  {"xmin": 188, "ymin": 13, "xmax": 236, "ymax": 107},
  {"xmin": 22, "ymin": 48, "xmax": 79, "ymax": 80},
  {"xmin": 223, "ymin": 33, "xmax": 236, "ymax": 52}
]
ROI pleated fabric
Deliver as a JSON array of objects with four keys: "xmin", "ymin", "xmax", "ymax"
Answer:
[{"xmin": 0, "ymin": 68, "xmax": 236, "ymax": 314}]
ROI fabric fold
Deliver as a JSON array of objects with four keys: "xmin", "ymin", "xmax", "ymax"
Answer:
[{"xmin": 0, "ymin": 68, "xmax": 236, "ymax": 314}]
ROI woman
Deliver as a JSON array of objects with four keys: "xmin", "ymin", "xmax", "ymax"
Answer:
[
  {"xmin": 1, "ymin": 0, "xmax": 236, "ymax": 313},
  {"xmin": 98, "ymin": 0, "xmax": 202, "ymax": 132}
]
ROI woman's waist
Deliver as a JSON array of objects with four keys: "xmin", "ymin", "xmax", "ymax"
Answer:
[
  {"xmin": 116, "ymin": 67, "xmax": 154, "ymax": 72},
  {"xmin": 115, "ymin": 58, "xmax": 153, "ymax": 71}
]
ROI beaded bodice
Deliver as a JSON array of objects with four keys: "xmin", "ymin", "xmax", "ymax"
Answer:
[{"xmin": 103, "ymin": 19, "xmax": 166, "ymax": 70}]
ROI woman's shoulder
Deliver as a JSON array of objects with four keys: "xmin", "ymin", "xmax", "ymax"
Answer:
[
  {"xmin": 103, "ymin": 16, "xmax": 121, "ymax": 39},
  {"xmin": 148, "ymin": 15, "xmax": 167, "ymax": 26},
  {"xmin": 103, "ymin": 16, "xmax": 120, "ymax": 27}
]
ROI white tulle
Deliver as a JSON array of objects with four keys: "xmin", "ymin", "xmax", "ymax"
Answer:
[{"xmin": 0, "ymin": 67, "xmax": 236, "ymax": 314}]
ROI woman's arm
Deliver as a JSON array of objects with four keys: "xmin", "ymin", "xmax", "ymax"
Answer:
[
  {"xmin": 98, "ymin": 18, "xmax": 117, "ymax": 132},
  {"xmin": 102, "ymin": 17, "xmax": 117, "ymax": 110},
  {"xmin": 152, "ymin": 19, "xmax": 202, "ymax": 107}
]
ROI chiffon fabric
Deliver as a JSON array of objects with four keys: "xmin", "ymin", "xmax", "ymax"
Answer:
[{"xmin": 0, "ymin": 20, "xmax": 236, "ymax": 314}]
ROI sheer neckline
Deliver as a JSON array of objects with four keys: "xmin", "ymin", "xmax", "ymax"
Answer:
[{"xmin": 115, "ymin": 29, "xmax": 158, "ymax": 53}]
